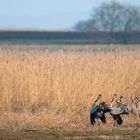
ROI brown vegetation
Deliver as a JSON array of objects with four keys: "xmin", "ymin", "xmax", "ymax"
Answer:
[{"xmin": 0, "ymin": 45, "xmax": 140, "ymax": 133}]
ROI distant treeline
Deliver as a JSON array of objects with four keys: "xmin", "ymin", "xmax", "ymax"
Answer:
[{"xmin": 0, "ymin": 31, "xmax": 140, "ymax": 44}]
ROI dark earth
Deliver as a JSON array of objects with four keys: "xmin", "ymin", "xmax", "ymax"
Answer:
[{"xmin": 0, "ymin": 129, "xmax": 140, "ymax": 140}]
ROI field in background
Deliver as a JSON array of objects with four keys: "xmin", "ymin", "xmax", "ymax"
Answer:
[
  {"xmin": 1, "ymin": 31, "xmax": 140, "ymax": 44},
  {"xmin": 1, "ymin": 44, "xmax": 140, "ymax": 52},
  {"xmin": 0, "ymin": 44, "xmax": 140, "ymax": 136}
]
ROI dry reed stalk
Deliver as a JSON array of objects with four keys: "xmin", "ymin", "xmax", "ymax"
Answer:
[{"xmin": 0, "ymin": 49, "xmax": 139, "ymax": 132}]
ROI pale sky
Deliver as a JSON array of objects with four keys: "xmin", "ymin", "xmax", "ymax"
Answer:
[{"xmin": 0, "ymin": 0, "xmax": 140, "ymax": 30}]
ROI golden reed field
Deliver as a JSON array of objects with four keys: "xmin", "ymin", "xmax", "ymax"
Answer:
[{"xmin": 0, "ymin": 45, "xmax": 140, "ymax": 134}]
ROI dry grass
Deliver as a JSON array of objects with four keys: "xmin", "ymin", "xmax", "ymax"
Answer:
[{"xmin": 0, "ymin": 46, "xmax": 140, "ymax": 132}]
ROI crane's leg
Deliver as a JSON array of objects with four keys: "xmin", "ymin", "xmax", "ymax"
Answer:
[
  {"xmin": 90, "ymin": 125, "xmax": 94, "ymax": 132},
  {"xmin": 101, "ymin": 123, "xmax": 105, "ymax": 132},
  {"xmin": 112, "ymin": 120, "xmax": 116, "ymax": 132},
  {"xmin": 97, "ymin": 119, "xmax": 101, "ymax": 131}
]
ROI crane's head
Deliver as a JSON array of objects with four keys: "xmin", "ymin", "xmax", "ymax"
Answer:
[
  {"xmin": 135, "ymin": 97, "xmax": 140, "ymax": 102},
  {"xmin": 112, "ymin": 93, "xmax": 117, "ymax": 99},
  {"xmin": 97, "ymin": 94, "xmax": 102, "ymax": 100},
  {"xmin": 118, "ymin": 96, "xmax": 123, "ymax": 102},
  {"xmin": 98, "ymin": 94, "xmax": 102, "ymax": 98},
  {"xmin": 114, "ymin": 93, "xmax": 117, "ymax": 97},
  {"xmin": 120, "ymin": 96, "xmax": 123, "ymax": 99},
  {"xmin": 111, "ymin": 93, "xmax": 118, "ymax": 103},
  {"xmin": 93, "ymin": 94, "xmax": 102, "ymax": 104},
  {"xmin": 131, "ymin": 96, "xmax": 134, "ymax": 99}
]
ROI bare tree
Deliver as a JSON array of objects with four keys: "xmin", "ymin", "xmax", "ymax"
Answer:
[
  {"xmin": 74, "ymin": 1, "xmax": 140, "ymax": 43},
  {"xmin": 92, "ymin": 1, "xmax": 125, "ymax": 32},
  {"xmin": 124, "ymin": 6, "xmax": 140, "ymax": 32},
  {"xmin": 75, "ymin": 1, "xmax": 140, "ymax": 32}
]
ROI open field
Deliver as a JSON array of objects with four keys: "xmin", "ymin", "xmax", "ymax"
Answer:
[
  {"xmin": 1, "ymin": 44, "xmax": 140, "ymax": 52},
  {"xmin": 0, "ymin": 44, "xmax": 140, "ymax": 139}
]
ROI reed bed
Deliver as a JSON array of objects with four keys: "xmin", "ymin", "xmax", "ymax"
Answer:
[{"xmin": 0, "ymin": 48, "xmax": 139, "ymax": 132}]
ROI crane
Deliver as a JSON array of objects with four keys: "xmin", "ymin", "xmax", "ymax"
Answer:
[
  {"xmin": 90, "ymin": 94, "xmax": 111, "ymax": 126},
  {"xmin": 131, "ymin": 97, "xmax": 140, "ymax": 117},
  {"xmin": 109, "ymin": 93, "xmax": 129, "ymax": 127}
]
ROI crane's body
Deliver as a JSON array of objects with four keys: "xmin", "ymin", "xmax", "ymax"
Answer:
[
  {"xmin": 109, "ymin": 94, "xmax": 129, "ymax": 127},
  {"xmin": 90, "ymin": 94, "xmax": 111, "ymax": 126},
  {"xmin": 90, "ymin": 103, "xmax": 106, "ymax": 125}
]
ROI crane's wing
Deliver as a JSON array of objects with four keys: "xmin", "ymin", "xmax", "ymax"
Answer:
[
  {"xmin": 90, "ymin": 104, "xmax": 98, "ymax": 114},
  {"xmin": 98, "ymin": 111, "xmax": 106, "ymax": 124},
  {"xmin": 90, "ymin": 105, "xmax": 98, "ymax": 125}
]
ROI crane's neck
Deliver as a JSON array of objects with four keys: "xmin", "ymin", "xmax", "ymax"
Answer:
[
  {"xmin": 94, "ymin": 95, "xmax": 101, "ymax": 104},
  {"xmin": 110, "ymin": 94, "xmax": 117, "ymax": 107},
  {"xmin": 131, "ymin": 97, "xmax": 134, "ymax": 103}
]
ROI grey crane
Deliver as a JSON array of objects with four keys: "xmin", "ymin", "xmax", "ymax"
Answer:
[
  {"xmin": 131, "ymin": 97, "xmax": 140, "ymax": 117},
  {"xmin": 109, "ymin": 93, "xmax": 129, "ymax": 127}
]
